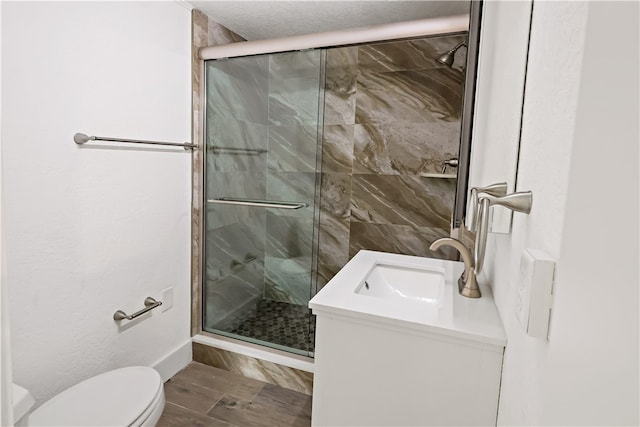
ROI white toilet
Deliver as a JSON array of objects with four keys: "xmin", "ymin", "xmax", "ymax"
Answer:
[{"xmin": 14, "ymin": 366, "xmax": 165, "ymax": 426}]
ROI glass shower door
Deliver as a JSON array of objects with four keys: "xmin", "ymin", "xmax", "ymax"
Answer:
[{"xmin": 203, "ymin": 49, "xmax": 323, "ymax": 356}]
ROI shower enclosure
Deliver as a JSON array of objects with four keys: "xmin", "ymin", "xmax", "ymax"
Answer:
[
  {"xmin": 203, "ymin": 50, "xmax": 324, "ymax": 356},
  {"xmin": 202, "ymin": 28, "xmax": 472, "ymax": 357}
]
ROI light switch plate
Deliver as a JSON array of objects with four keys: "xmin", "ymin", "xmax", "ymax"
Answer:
[
  {"xmin": 516, "ymin": 249, "xmax": 555, "ymax": 339},
  {"xmin": 161, "ymin": 287, "xmax": 173, "ymax": 312}
]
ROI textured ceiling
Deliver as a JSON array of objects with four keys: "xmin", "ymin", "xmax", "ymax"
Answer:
[{"xmin": 188, "ymin": 1, "xmax": 470, "ymax": 40}]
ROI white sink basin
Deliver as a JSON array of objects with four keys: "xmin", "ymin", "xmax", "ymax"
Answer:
[
  {"xmin": 356, "ymin": 263, "xmax": 444, "ymax": 305},
  {"xmin": 309, "ymin": 250, "xmax": 507, "ymax": 346}
]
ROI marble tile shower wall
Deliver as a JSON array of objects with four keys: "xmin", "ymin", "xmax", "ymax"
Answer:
[
  {"xmin": 264, "ymin": 51, "xmax": 322, "ymax": 305},
  {"xmin": 317, "ymin": 35, "xmax": 466, "ymax": 288}
]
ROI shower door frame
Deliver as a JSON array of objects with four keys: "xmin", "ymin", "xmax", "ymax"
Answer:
[
  {"xmin": 190, "ymin": 9, "xmax": 484, "ymax": 358},
  {"xmin": 200, "ymin": 49, "xmax": 326, "ymax": 357}
]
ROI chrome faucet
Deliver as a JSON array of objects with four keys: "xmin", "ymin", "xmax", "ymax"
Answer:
[
  {"xmin": 430, "ymin": 237, "xmax": 481, "ymax": 298},
  {"xmin": 433, "ymin": 190, "xmax": 533, "ymax": 299}
]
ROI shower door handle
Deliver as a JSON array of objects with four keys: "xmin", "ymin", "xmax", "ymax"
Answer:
[{"xmin": 207, "ymin": 197, "xmax": 308, "ymax": 210}]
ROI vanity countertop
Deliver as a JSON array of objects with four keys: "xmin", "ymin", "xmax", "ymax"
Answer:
[{"xmin": 309, "ymin": 250, "xmax": 506, "ymax": 347}]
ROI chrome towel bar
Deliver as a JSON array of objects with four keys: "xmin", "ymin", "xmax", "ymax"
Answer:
[
  {"xmin": 74, "ymin": 133, "xmax": 197, "ymax": 150},
  {"xmin": 211, "ymin": 145, "xmax": 267, "ymax": 154},
  {"xmin": 208, "ymin": 197, "xmax": 308, "ymax": 210},
  {"xmin": 113, "ymin": 297, "xmax": 162, "ymax": 321}
]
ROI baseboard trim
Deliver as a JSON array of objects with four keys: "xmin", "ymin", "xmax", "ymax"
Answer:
[{"xmin": 152, "ymin": 339, "xmax": 192, "ymax": 381}]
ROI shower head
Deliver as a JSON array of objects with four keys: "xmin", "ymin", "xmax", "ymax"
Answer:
[{"xmin": 436, "ymin": 41, "xmax": 467, "ymax": 68}]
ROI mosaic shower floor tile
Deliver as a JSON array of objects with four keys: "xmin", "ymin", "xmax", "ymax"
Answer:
[{"xmin": 229, "ymin": 299, "xmax": 315, "ymax": 353}]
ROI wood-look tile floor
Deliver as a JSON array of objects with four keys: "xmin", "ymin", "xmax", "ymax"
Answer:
[{"xmin": 157, "ymin": 362, "xmax": 312, "ymax": 427}]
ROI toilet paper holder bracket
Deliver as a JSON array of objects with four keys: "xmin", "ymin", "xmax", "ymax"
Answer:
[{"xmin": 113, "ymin": 297, "xmax": 162, "ymax": 321}]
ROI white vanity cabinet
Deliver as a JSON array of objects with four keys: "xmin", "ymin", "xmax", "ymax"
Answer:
[{"xmin": 309, "ymin": 250, "xmax": 506, "ymax": 427}]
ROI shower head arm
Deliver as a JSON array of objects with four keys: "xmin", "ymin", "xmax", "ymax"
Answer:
[
  {"xmin": 436, "ymin": 40, "xmax": 468, "ymax": 67},
  {"xmin": 448, "ymin": 41, "xmax": 467, "ymax": 54}
]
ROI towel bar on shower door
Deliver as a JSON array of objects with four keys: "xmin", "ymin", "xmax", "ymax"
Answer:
[{"xmin": 207, "ymin": 197, "xmax": 308, "ymax": 210}]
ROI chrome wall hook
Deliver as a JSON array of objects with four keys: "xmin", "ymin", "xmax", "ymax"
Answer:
[
  {"xmin": 475, "ymin": 191, "xmax": 533, "ymax": 274},
  {"xmin": 466, "ymin": 183, "xmax": 508, "ymax": 232}
]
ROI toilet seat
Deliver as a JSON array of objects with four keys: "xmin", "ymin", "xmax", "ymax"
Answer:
[
  {"xmin": 28, "ymin": 366, "xmax": 164, "ymax": 427},
  {"xmin": 130, "ymin": 380, "xmax": 165, "ymax": 427}
]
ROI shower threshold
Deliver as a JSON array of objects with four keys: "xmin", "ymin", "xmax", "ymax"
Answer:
[{"xmin": 193, "ymin": 333, "xmax": 315, "ymax": 373}]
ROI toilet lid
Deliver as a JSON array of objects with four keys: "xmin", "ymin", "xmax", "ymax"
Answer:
[{"xmin": 29, "ymin": 366, "xmax": 162, "ymax": 427}]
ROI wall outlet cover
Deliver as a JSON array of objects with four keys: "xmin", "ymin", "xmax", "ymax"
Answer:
[{"xmin": 516, "ymin": 249, "xmax": 555, "ymax": 339}]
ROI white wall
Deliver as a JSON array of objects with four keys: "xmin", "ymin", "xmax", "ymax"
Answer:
[
  {"xmin": 476, "ymin": 1, "xmax": 639, "ymax": 425},
  {"xmin": 1, "ymin": 1, "xmax": 193, "ymax": 404},
  {"xmin": 0, "ymin": 4, "xmax": 15, "ymax": 417}
]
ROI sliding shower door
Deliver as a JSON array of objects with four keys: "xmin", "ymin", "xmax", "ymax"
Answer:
[{"xmin": 203, "ymin": 50, "xmax": 324, "ymax": 356}]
